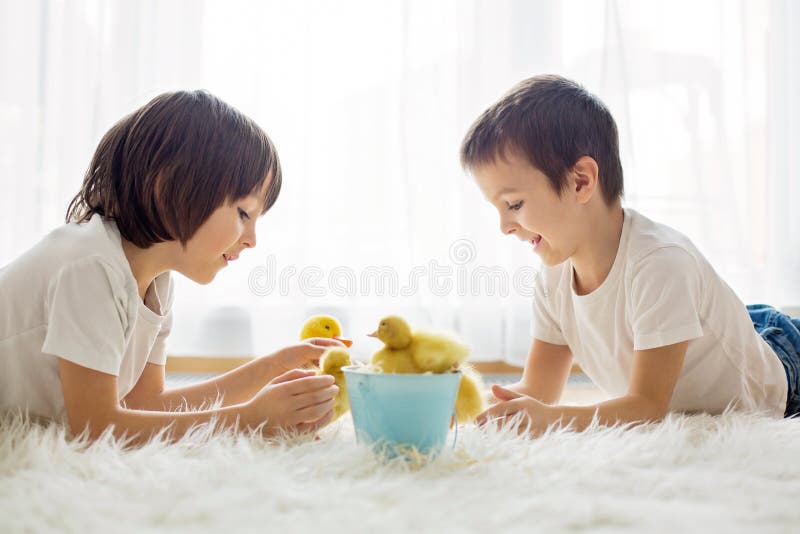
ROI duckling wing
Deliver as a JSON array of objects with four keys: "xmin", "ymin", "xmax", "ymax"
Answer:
[
  {"xmin": 371, "ymin": 348, "xmax": 423, "ymax": 374},
  {"xmin": 331, "ymin": 371, "xmax": 350, "ymax": 420},
  {"xmin": 454, "ymin": 364, "xmax": 486, "ymax": 423},
  {"xmin": 411, "ymin": 331, "xmax": 470, "ymax": 373},
  {"xmin": 318, "ymin": 348, "xmax": 351, "ymax": 419},
  {"xmin": 319, "ymin": 347, "xmax": 351, "ymax": 374}
]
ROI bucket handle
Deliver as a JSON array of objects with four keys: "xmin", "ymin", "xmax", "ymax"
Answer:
[{"xmin": 451, "ymin": 410, "xmax": 458, "ymax": 450}]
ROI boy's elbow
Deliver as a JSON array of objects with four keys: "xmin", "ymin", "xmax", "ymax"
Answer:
[
  {"xmin": 627, "ymin": 395, "xmax": 669, "ymax": 423},
  {"xmin": 121, "ymin": 395, "xmax": 163, "ymax": 411},
  {"xmin": 646, "ymin": 400, "xmax": 670, "ymax": 422},
  {"xmin": 67, "ymin": 416, "xmax": 105, "ymax": 442},
  {"xmin": 65, "ymin": 406, "xmax": 122, "ymax": 442}
]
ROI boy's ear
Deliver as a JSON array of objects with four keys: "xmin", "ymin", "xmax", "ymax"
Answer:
[{"xmin": 570, "ymin": 156, "xmax": 599, "ymax": 204}]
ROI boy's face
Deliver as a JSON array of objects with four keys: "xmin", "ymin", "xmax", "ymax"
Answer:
[
  {"xmin": 472, "ymin": 153, "xmax": 579, "ymax": 267},
  {"xmin": 176, "ymin": 180, "xmax": 269, "ymax": 284}
]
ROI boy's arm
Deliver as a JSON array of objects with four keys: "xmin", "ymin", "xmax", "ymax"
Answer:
[
  {"xmin": 563, "ymin": 340, "xmax": 689, "ymax": 429},
  {"xmin": 60, "ymin": 359, "xmax": 336, "ymax": 445},
  {"xmin": 124, "ymin": 339, "xmax": 345, "ymax": 410},
  {"xmin": 480, "ymin": 340, "xmax": 688, "ymax": 433},
  {"xmin": 502, "ymin": 338, "xmax": 573, "ymax": 405},
  {"xmin": 123, "ymin": 359, "xmax": 271, "ymax": 411}
]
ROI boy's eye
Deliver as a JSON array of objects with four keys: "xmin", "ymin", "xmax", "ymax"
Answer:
[
  {"xmin": 508, "ymin": 201, "xmax": 524, "ymax": 211},
  {"xmin": 238, "ymin": 208, "xmax": 250, "ymax": 221}
]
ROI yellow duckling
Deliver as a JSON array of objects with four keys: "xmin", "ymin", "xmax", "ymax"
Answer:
[
  {"xmin": 318, "ymin": 347, "xmax": 351, "ymax": 420},
  {"xmin": 368, "ymin": 315, "xmax": 486, "ymax": 423},
  {"xmin": 369, "ymin": 316, "xmax": 469, "ymax": 372},
  {"xmin": 300, "ymin": 315, "xmax": 353, "ymax": 420},
  {"xmin": 453, "ymin": 363, "xmax": 486, "ymax": 424},
  {"xmin": 368, "ymin": 316, "xmax": 423, "ymax": 373},
  {"xmin": 299, "ymin": 314, "xmax": 352, "ymax": 347}
]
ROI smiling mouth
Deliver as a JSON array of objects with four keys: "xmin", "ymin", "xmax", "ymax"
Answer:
[
  {"xmin": 223, "ymin": 253, "xmax": 239, "ymax": 263},
  {"xmin": 531, "ymin": 235, "xmax": 542, "ymax": 247}
]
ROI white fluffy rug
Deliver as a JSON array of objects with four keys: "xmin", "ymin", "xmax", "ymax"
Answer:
[{"xmin": 2, "ymin": 411, "xmax": 800, "ymax": 533}]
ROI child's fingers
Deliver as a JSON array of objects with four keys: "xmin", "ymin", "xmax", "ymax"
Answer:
[
  {"xmin": 307, "ymin": 337, "xmax": 347, "ymax": 348},
  {"xmin": 291, "ymin": 385, "xmax": 339, "ymax": 411},
  {"xmin": 295, "ymin": 410, "xmax": 334, "ymax": 434},
  {"xmin": 475, "ymin": 401, "xmax": 517, "ymax": 427},
  {"xmin": 280, "ymin": 343, "xmax": 328, "ymax": 368},
  {"xmin": 293, "ymin": 398, "xmax": 336, "ymax": 423},
  {"xmin": 269, "ymin": 368, "xmax": 316, "ymax": 385},
  {"xmin": 487, "ymin": 384, "xmax": 527, "ymax": 406},
  {"xmin": 492, "ymin": 384, "xmax": 523, "ymax": 401},
  {"xmin": 486, "ymin": 389, "xmax": 502, "ymax": 406},
  {"xmin": 274, "ymin": 374, "xmax": 335, "ymax": 395}
]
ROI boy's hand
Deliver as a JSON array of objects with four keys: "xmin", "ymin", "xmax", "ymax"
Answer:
[
  {"xmin": 244, "ymin": 369, "xmax": 338, "ymax": 436},
  {"xmin": 263, "ymin": 339, "xmax": 347, "ymax": 377},
  {"xmin": 476, "ymin": 385, "xmax": 558, "ymax": 437},
  {"xmin": 486, "ymin": 381, "xmax": 535, "ymax": 405}
]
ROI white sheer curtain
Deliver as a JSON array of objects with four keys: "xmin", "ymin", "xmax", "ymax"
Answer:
[{"xmin": 2, "ymin": 0, "xmax": 797, "ymax": 364}]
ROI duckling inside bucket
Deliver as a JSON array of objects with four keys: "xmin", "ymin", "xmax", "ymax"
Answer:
[{"xmin": 368, "ymin": 315, "xmax": 486, "ymax": 423}]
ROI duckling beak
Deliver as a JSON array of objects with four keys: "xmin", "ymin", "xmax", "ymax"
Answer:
[
  {"xmin": 367, "ymin": 331, "xmax": 378, "ymax": 338},
  {"xmin": 333, "ymin": 336, "xmax": 353, "ymax": 347}
]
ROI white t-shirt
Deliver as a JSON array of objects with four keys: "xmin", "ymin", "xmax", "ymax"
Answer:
[
  {"xmin": 531, "ymin": 208, "xmax": 787, "ymax": 417},
  {"xmin": 0, "ymin": 215, "xmax": 173, "ymax": 421}
]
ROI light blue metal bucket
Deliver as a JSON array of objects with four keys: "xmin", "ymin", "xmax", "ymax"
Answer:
[{"xmin": 343, "ymin": 366, "xmax": 460, "ymax": 457}]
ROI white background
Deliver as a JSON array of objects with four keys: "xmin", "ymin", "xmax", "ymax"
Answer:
[{"xmin": 1, "ymin": 0, "xmax": 798, "ymax": 363}]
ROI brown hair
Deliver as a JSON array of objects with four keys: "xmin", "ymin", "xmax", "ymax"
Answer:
[
  {"xmin": 460, "ymin": 74, "xmax": 623, "ymax": 205},
  {"xmin": 66, "ymin": 90, "xmax": 282, "ymax": 247}
]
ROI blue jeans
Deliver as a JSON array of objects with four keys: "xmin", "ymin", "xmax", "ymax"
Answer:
[{"xmin": 747, "ymin": 304, "xmax": 800, "ymax": 417}]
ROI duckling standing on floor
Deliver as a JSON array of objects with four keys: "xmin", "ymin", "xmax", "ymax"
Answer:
[
  {"xmin": 368, "ymin": 315, "xmax": 486, "ymax": 423},
  {"xmin": 453, "ymin": 363, "xmax": 486, "ymax": 424},
  {"xmin": 317, "ymin": 347, "xmax": 351, "ymax": 420},
  {"xmin": 299, "ymin": 315, "xmax": 353, "ymax": 420}
]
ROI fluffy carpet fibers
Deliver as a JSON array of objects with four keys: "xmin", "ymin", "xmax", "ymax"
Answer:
[{"xmin": 1, "ymin": 411, "xmax": 799, "ymax": 533}]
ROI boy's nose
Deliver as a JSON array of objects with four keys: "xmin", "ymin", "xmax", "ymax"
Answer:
[
  {"xmin": 501, "ymin": 220, "xmax": 518, "ymax": 235},
  {"xmin": 241, "ymin": 226, "xmax": 257, "ymax": 248}
]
